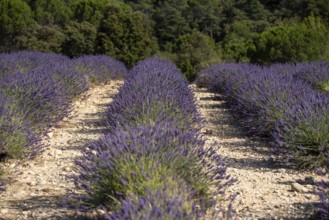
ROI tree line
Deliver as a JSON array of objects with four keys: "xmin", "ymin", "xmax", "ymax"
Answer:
[{"xmin": 1, "ymin": 0, "xmax": 329, "ymax": 80}]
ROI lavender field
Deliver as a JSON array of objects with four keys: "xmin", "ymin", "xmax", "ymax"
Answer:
[
  {"xmin": 196, "ymin": 62, "xmax": 329, "ymax": 219},
  {"xmin": 0, "ymin": 51, "xmax": 127, "ymax": 189},
  {"xmin": 0, "ymin": 51, "xmax": 328, "ymax": 219},
  {"xmin": 0, "ymin": 52, "xmax": 234, "ymax": 219}
]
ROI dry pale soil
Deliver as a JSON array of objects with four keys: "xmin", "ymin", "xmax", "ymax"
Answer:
[
  {"xmin": 0, "ymin": 81, "xmax": 326, "ymax": 220},
  {"xmin": 192, "ymin": 85, "xmax": 326, "ymax": 220},
  {"xmin": 0, "ymin": 81, "xmax": 122, "ymax": 220}
]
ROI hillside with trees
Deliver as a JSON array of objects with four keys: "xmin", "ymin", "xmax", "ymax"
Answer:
[{"xmin": 1, "ymin": 0, "xmax": 329, "ymax": 80}]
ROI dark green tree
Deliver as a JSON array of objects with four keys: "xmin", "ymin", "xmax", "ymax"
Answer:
[
  {"xmin": 303, "ymin": 0, "xmax": 329, "ymax": 24},
  {"xmin": 152, "ymin": 0, "xmax": 190, "ymax": 51},
  {"xmin": 222, "ymin": 18, "xmax": 270, "ymax": 62},
  {"xmin": 62, "ymin": 21, "xmax": 97, "ymax": 57},
  {"xmin": 23, "ymin": 0, "xmax": 72, "ymax": 25},
  {"xmin": 95, "ymin": 4, "xmax": 159, "ymax": 67},
  {"xmin": 0, "ymin": 0, "xmax": 35, "ymax": 51},
  {"xmin": 69, "ymin": 0, "xmax": 112, "ymax": 26},
  {"xmin": 251, "ymin": 16, "xmax": 329, "ymax": 64},
  {"xmin": 124, "ymin": 0, "xmax": 154, "ymax": 15},
  {"xmin": 243, "ymin": 0, "xmax": 270, "ymax": 20},
  {"xmin": 173, "ymin": 30, "xmax": 221, "ymax": 81},
  {"xmin": 14, "ymin": 24, "xmax": 65, "ymax": 53},
  {"xmin": 223, "ymin": 21, "xmax": 257, "ymax": 62},
  {"xmin": 185, "ymin": 0, "xmax": 225, "ymax": 41}
]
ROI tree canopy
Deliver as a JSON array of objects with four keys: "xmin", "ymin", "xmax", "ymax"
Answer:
[
  {"xmin": 95, "ymin": 4, "xmax": 158, "ymax": 67},
  {"xmin": 251, "ymin": 16, "xmax": 329, "ymax": 64},
  {"xmin": 1, "ymin": 0, "xmax": 329, "ymax": 79}
]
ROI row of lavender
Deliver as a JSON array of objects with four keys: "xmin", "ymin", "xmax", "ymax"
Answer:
[
  {"xmin": 73, "ymin": 58, "xmax": 234, "ymax": 219},
  {"xmin": 0, "ymin": 51, "xmax": 127, "ymax": 190},
  {"xmin": 196, "ymin": 62, "xmax": 329, "ymax": 219}
]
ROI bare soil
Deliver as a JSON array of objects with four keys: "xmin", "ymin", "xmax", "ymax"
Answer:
[{"xmin": 0, "ymin": 81, "xmax": 122, "ymax": 220}]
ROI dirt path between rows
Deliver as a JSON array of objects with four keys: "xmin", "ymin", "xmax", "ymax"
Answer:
[
  {"xmin": 0, "ymin": 81, "xmax": 122, "ymax": 220},
  {"xmin": 192, "ymin": 85, "xmax": 325, "ymax": 220}
]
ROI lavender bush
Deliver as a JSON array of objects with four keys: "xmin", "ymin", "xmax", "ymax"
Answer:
[
  {"xmin": 0, "ymin": 68, "xmax": 85, "ymax": 130},
  {"xmin": 0, "ymin": 51, "xmax": 69, "ymax": 76},
  {"xmin": 75, "ymin": 122, "xmax": 201, "ymax": 208},
  {"xmin": 274, "ymin": 110, "xmax": 329, "ymax": 168},
  {"xmin": 74, "ymin": 58, "xmax": 233, "ymax": 218},
  {"xmin": 74, "ymin": 121, "xmax": 230, "ymax": 210},
  {"xmin": 294, "ymin": 62, "xmax": 329, "ymax": 93},
  {"xmin": 197, "ymin": 62, "xmax": 329, "ymax": 218},
  {"xmin": 72, "ymin": 55, "xmax": 128, "ymax": 84},
  {"xmin": 0, "ymin": 51, "xmax": 126, "ymax": 169},
  {"xmin": 0, "ymin": 94, "xmax": 36, "ymax": 158},
  {"xmin": 196, "ymin": 63, "xmax": 329, "ymax": 169},
  {"xmin": 105, "ymin": 58, "xmax": 201, "ymax": 133},
  {"xmin": 195, "ymin": 63, "xmax": 258, "ymax": 91},
  {"xmin": 107, "ymin": 187, "xmax": 235, "ymax": 220},
  {"xmin": 0, "ymin": 51, "xmax": 128, "ymax": 193},
  {"xmin": 107, "ymin": 189, "xmax": 199, "ymax": 220}
]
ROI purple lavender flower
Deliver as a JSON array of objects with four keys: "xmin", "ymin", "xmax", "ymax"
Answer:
[
  {"xmin": 105, "ymin": 58, "xmax": 202, "ymax": 134},
  {"xmin": 0, "ymin": 93, "xmax": 37, "ymax": 158},
  {"xmin": 196, "ymin": 62, "xmax": 329, "ymax": 169},
  {"xmin": 72, "ymin": 55, "xmax": 128, "ymax": 84},
  {"xmin": 73, "ymin": 58, "xmax": 233, "ymax": 218},
  {"xmin": 107, "ymin": 188, "xmax": 203, "ymax": 220},
  {"xmin": 0, "ymin": 50, "xmax": 69, "ymax": 76},
  {"xmin": 0, "ymin": 51, "xmax": 130, "ymax": 196},
  {"xmin": 294, "ymin": 62, "xmax": 329, "ymax": 93},
  {"xmin": 0, "ymin": 51, "xmax": 90, "ymax": 159}
]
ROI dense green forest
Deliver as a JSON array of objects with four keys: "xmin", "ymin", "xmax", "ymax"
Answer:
[{"xmin": 1, "ymin": 0, "xmax": 329, "ymax": 79}]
